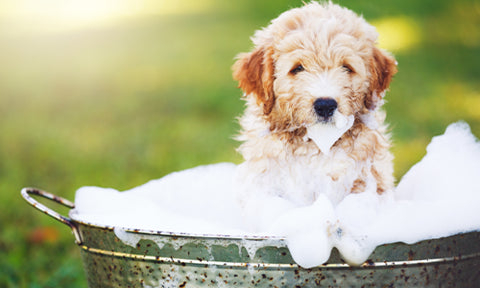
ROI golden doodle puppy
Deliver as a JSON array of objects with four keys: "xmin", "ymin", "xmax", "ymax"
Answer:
[{"xmin": 233, "ymin": 2, "xmax": 397, "ymax": 220}]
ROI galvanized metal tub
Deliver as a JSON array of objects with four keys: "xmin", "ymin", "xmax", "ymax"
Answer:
[{"xmin": 22, "ymin": 187, "xmax": 480, "ymax": 287}]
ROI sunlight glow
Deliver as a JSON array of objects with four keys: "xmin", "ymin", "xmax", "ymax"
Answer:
[
  {"xmin": 372, "ymin": 17, "xmax": 421, "ymax": 52},
  {"xmin": 0, "ymin": 0, "xmax": 213, "ymax": 34}
]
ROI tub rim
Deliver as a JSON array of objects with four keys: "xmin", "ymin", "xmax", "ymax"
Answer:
[{"xmin": 22, "ymin": 187, "xmax": 480, "ymax": 270}]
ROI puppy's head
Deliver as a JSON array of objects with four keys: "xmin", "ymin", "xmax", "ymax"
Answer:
[{"xmin": 233, "ymin": 2, "xmax": 397, "ymax": 134}]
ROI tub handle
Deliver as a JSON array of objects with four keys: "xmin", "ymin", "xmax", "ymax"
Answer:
[{"xmin": 21, "ymin": 187, "xmax": 82, "ymax": 245}]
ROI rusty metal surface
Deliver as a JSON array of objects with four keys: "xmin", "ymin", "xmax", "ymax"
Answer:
[
  {"xmin": 21, "ymin": 187, "xmax": 83, "ymax": 244},
  {"xmin": 77, "ymin": 222, "xmax": 480, "ymax": 287},
  {"xmin": 22, "ymin": 188, "xmax": 480, "ymax": 287}
]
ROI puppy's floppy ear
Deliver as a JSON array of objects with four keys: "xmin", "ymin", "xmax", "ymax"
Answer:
[
  {"xmin": 233, "ymin": 47, "xmax": 275, "ymax": 115},
  {"xmin": 365, "ymin": 47, "xmax": 398, "ymax": 110}
]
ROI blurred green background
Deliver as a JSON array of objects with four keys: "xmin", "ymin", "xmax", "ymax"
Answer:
[{"xmin": 0, "ymin": 0, "xmax": 478, "ymax": 286}]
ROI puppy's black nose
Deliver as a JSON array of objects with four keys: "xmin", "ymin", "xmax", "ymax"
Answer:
[{"xmin": 314, "ymin": 98, "xmax": 337, "ymax": 119}]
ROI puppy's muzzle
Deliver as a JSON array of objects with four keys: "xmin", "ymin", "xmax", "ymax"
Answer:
[{"xmin": 314, "ymin": 98, "xmax": 337, "ymax": 120}]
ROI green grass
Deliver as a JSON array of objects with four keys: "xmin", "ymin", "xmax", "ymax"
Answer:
[{"xmin": 1, "ymin": 0, "xmax": 479, "ymax": 286}]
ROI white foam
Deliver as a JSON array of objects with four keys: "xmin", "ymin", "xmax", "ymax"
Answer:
[
  {"xmin": 268, "ymin": 194, "xmax": 336, "ymax": 267},
  {"xmin": 306, "ymin": 114, "xmax": 354, "ymax": 155},
  {"xmin": 71, "ymin": 163, "xmax": 247, "ymax": 235},
  {"xmin": 71, "ymin": 122, "xmax": 480, "ymax": 268}
]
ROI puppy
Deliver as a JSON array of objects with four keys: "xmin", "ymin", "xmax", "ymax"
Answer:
[{"xmin": 233, "ymin": 2, "xmax": 397, "ymax": 222}]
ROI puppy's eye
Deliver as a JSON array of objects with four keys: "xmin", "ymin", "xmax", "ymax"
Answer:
[
  {"xmin": 342, "ymin": 65, "xmax": 354, "ymax": 73},
  {"xmin": 289, "ymin": 64, "xmax": 305, "ymax": 75}
]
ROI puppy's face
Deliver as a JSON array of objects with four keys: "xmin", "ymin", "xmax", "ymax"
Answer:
[
  {"xmin": 270, "ymin": 31, "xmax": 377, "ymax": 131},
  {"xmin": 233, "ymin": 3, "xmax": 397, "ymax": 135}
]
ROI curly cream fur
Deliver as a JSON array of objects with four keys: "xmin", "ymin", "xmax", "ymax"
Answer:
[{"xmin": 233, "ymin": 2, "xmax": 397, "ymax": 222}]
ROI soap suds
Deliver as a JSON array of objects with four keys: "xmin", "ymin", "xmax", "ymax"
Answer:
[
  {"xmin": 71, "ymin": 122, "xmax": 480, "ymax": 268},
  {"xmin": 306, "ymin": 114, "xmax": 354, "ymax": 155}
]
